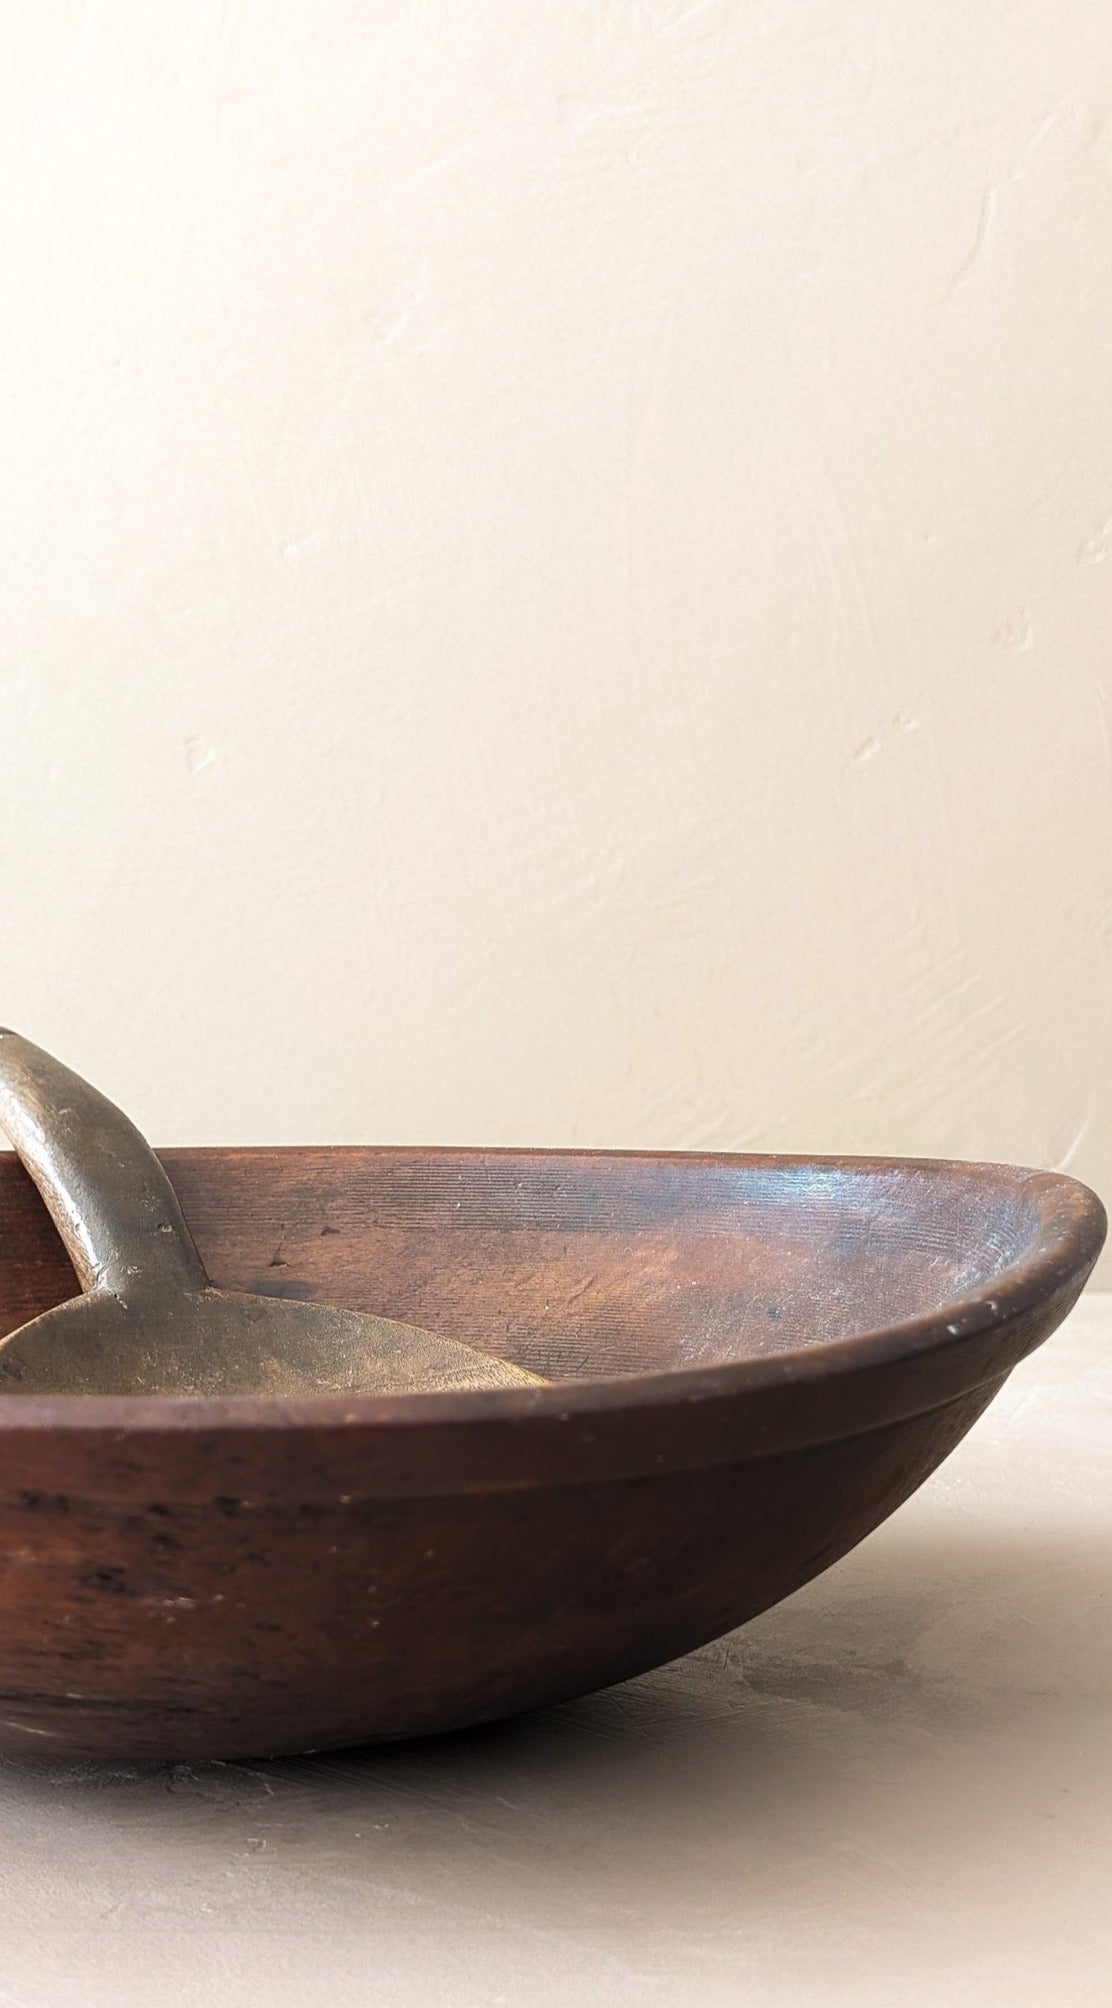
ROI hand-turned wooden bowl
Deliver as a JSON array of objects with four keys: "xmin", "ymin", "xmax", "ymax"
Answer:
[{"xmin": 0, "ymin": 1147, "xmax": 1102, "ymax": 1762}]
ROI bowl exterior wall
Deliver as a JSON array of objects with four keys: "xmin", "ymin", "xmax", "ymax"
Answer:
[{"xmin": 0, "ymin": 1380, "xmax": 997, "ymax": 1762}]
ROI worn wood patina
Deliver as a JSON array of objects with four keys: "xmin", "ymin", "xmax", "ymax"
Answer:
[{"xmin": 0, "ymin": 1127, "xmax": 1101, "ymax": 1760}]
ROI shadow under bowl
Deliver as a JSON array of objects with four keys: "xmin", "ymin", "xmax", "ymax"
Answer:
[{"xmin": 0, "ymin": 1146, "xmax": 1102, "ymax": 1761}]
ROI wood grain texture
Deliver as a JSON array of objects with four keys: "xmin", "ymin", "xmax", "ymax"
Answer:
[{"xmin": 0, "ymin": 1147, "xmax": 1102, "ymax": 1760}]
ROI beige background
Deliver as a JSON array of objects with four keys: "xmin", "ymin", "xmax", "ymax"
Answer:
[{"xmin": 1, "ymin": 5, "xmax": 1110, "ymax": 1248}]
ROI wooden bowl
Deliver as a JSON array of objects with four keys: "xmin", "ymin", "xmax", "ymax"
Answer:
[{"xmin": 0, "ymin": 1147, "xmax": 1102, "ymax": 1762}]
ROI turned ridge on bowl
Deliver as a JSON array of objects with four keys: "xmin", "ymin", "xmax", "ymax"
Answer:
[{"xmin": 0, "ymin": 1145, "xmax": 1102, "ymax": 1761}]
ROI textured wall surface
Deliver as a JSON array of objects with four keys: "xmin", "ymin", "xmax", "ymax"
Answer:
[{"xmin": 0, "ymin": 5, "xmax": 1109, "ymax": 1247}]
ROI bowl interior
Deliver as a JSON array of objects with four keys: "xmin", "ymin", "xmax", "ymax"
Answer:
[{"xmin": 0, "ymin": 1148, "xmax": 1051, "ymax": 1382}]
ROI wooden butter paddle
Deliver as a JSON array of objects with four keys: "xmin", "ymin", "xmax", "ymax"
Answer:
[{"xmin": 0, "ymin": 1030, "xmax": 542, "ymax": 1397}]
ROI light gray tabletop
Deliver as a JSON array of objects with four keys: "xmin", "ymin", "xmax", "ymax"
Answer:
[{"xmin": 2, "ymin": 1294, "xmax": 1109, "ymax": 2007}]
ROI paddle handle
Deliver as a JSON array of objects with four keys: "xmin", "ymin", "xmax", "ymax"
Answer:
[{"xmin": 0, "ymin": 1030, "xmax": 208, "ymax": 1296}]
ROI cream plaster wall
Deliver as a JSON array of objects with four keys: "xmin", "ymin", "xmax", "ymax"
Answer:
[{"xmin": 1, "ymin": 4, "xmax": 1110, "ymax": 1248}]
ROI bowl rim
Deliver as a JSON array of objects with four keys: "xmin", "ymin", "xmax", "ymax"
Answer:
[{"xmin": 0, "ymin": 1150, "xmax": 1102, "ymax": 1457}]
